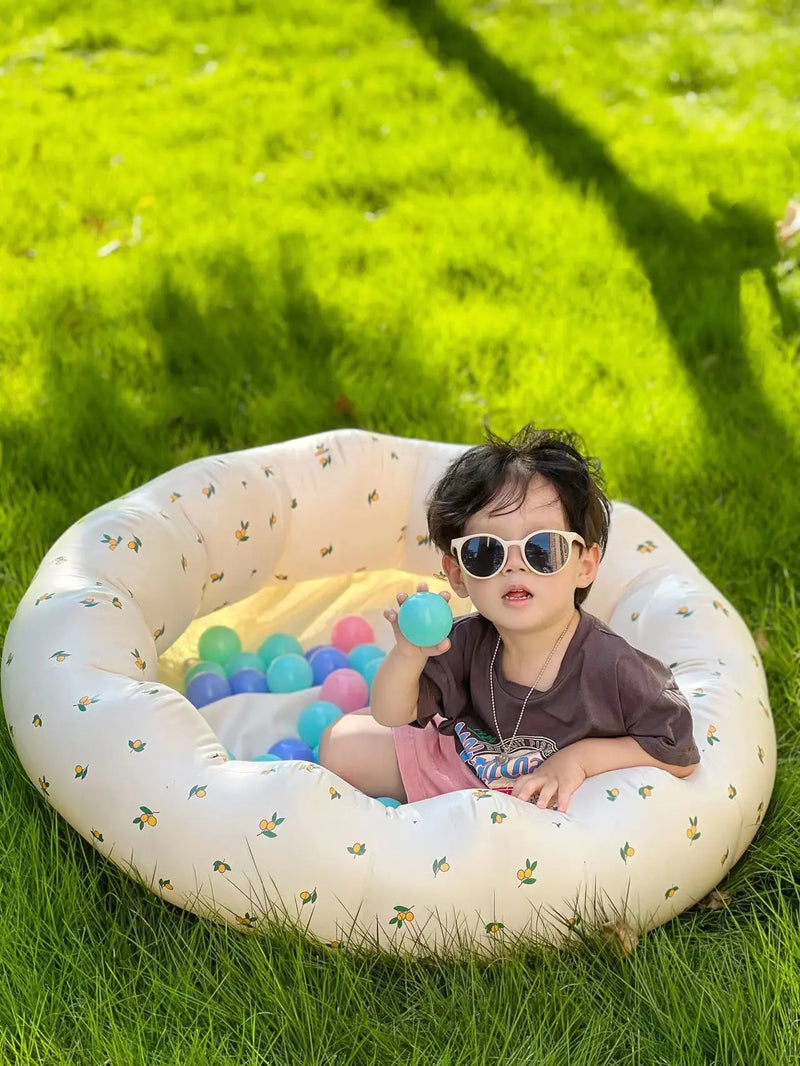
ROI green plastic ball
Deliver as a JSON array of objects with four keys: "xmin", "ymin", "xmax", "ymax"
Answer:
[
  {"xmin": 224, "ymin": 651, "xmax": 265, "ymax": 678},
  {"xmin": 258, "ymin": 632, "xmax": 303, "ymax": 669},
  {"xmin": 197, "ymin": 625, "xmax": 242, "ymax": 666}
]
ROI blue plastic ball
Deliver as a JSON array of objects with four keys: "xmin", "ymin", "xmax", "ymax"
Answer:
[
  {"xmin": 224, "ymin": 651, "xmax": 266, "ymax": 678},
  {"xmin": 304, "ymin": 644, "xmax": 325, "ymax": 661},
  {"xmin": 184, "ymin": 660, "xmax": 226, "ymax": 687},
  {"xmin": 258, "ymin": 632, "xmax": 303, "ymax": 669},
  {"xmin": 186, "ymin": 672, "xmax": 231, "ymax": 708},
  {"xmin": 308, "ymin": 645, "xmax": 350, "ymax": 685},
  {"xmin": 297, "ymin": 700, "xmax": 343, "ymax": 748},
  {"xmin": 266, "ymin": 653, "xmax": 314, "ymax": 693},
  {"xmin": 229, "ymin": 668, "xmax": 269, "ymax": 695},
  {"xmin": 376, "ymin": 796, "xmax": 401, "ymax": 808},
  {"xmin": 397, "ymin": 592, "xmax": 453, "ymax": 647},
  {"xmin": 312, "ymin": 745, "xmax": 319, "ymax": 762},
  {"xmin": 268, "ymin": 737, "xmax": 315, "ymax": 761},
  {"xmin": 347, "ymin": 642, "xmax": 386, "ymax": 674},
  {"xmin": 361, "ymin": 658, "xmax": 382, "ymax": 693}
]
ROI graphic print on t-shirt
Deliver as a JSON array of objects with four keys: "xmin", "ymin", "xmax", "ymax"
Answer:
[{"xmin": 454, "ymin": 721, "xmax": 559, "ymax": 788}]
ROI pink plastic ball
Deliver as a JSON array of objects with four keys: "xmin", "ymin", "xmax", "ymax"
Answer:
[
  {"xmin": 331, "ymin": 614, "xmax": 375, "ymax": 654},
  {"xmin": 320, "ymin": 668, "xmax": 370, "ymax": 714}
]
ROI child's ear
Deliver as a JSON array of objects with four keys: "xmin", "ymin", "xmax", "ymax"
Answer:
[
  {"xmin": 575, "ymin": 543, "xmax": 601, "ymax": 589},
  {"xmin": 442, "ymin": 553, "xmax": 471, "ymax": 598}
]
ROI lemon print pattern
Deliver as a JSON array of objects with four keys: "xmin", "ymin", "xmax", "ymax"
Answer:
[
  {"xmin": 620, "ymin": 842, "xmax": 635, "ymax": 863},
  {"xmin": 665, "ymin": 886, "xmax": 679, "ymax": 899},
  {"xmin": 235, "ymin": 521, "xmax": 249, "ymax": 542},
  {"xmin": 637, "ymin": 541, "xmax": 656, "ymax": 553},
  {"xmin": 112, "ymin": 597, "xmax": 123, "ymax": 609},
  {"xmin": 134, "ymin": 806, "xmax": 158, "ymax": 830},
  {"xmin": 347, "ymin": 843, "xmax": 366, "ymax": 857},
  {"xmin": 329, "ymin": 787, "xmax": 341, "ymax": 800},
  {"xmin": 32, "ymin": 715, "xmax": 42, "ymax": 728},
  {"xmin": 91, "ymin": 829, "xmax": 104, "ymax": 842},
  {"xmin": 235, "ymin": 913, "xmax": 256, "ymax": 928},
  {"xmin": 389, "ymin": 905, "xmax": 414, "ymax": 927},
  {"xmin": 485, "ymin": 922, "xmax": 504, "ymax": 934},
  {"xmin": 101, "ymin": 535, "xmax": 121, "ymax": 550},
  {"xmin": 80, "ymin": 598, "xmax": 98, "ymax": 608},
  {"xmin": 38, "ymin": 776, "xmax": 50, "ymax": 796},
  {"xmin": 131, "ymin": 650, "xmax": 146, "ymax": 671},
  {"xmin": 128, "ymin": 739, "xmax": 146, "ymax": 753},
  {"xmin": 128, "ymin": 536, "xmax": 142, "ymax": 553},
  {"xmin": 299, "ymin": 889, "xmax": 318, "ymax": 906},
  {"xmin": 50, "ymin": 651, "xmax": 70, "ymax": 662},
  {"xmin": 74, "ymin": 764, "xmax": 88, "ymax": 780},
  {"xmin": 432, "ymin": 857, "xmax": 449, "ymax": 877},
  {"xmin": 159, "ymin": 878, "xmax": 174, "ymax": 891},
  {"xmin": 188, "ymin": 785, "xmax": 207, "ymax": 799},
  {"xmin": 213, "ymin": 860, "xmax": 231, "ymax": 873},
  {"xmin": 728, "ymin": 784, "xmax": 737, "ymax": 799},
  {"xmin": 707, "ymin": 725, "xmax": 719, "ymax": 746},
  {"xmin": 686, "ymin": 816, "xmax": 701, "ymax": 843},
  {"xmin": 606, "ymin": 788, "xmax": 619, "ymax": 802},
  {"xmin": 490, "ymin": 812, "xmax": 506, "ymax": 824},
  {"xmin": 639, "ymin": 785, "xmax": 654, "ymax": 799},
  {"xmin": 74, "ymin": 695, "xmax": 99, "ymax": 712},
  {"xmin": 516, "ymin": 859, "xmax": 537, "ymax": 886},
  {"xmin": 258, "ymin": 814, "xmax": 284, "ymax": 838}
]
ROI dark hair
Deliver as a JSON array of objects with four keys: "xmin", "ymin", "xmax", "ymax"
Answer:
[{"xmin": 426, "ymin": 424, "xmax": 611, "ymax": 606}]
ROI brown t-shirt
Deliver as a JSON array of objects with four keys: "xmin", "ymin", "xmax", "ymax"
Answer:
[{"xmin": 413, "ymin": 609, "xmax": 700, "ymax": 789}]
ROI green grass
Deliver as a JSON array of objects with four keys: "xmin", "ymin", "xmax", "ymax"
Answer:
[{"xmin": 1, "ymin": 0, "xmax": 800, "ymax": 1061}]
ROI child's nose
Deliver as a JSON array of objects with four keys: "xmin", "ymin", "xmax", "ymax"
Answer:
[{"xmin": 505, "ymin": 544, "xmax": 527, "ymax": 570}]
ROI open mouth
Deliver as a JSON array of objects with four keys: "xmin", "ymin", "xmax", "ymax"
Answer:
[{"xmin": 503, "ymin": 590, "xmax": 532, "ymax": 601}]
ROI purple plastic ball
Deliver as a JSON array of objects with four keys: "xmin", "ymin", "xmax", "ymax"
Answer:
[
  {"xmin": 229, "ymin": 668, "xmax": 269, "ymax": 695},
  {"xmin": 308, "ymin": 645, "xmax": 350, "ymax": 686},
  {"xmin": 268, "ymin": 737, "xmax": 315, "ymax": 761},
  {"xmin": 186, "ymin": 672, "xmax": 231, "ymax": 708}
]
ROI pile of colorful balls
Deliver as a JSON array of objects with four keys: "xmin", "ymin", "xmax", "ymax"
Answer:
[
  {"xmin": 182, "ymin": 593, "xmax": 453, "ymax": 807},
  {"xmin": 184, "ymin": 611, "xmax": 382, "ymax": 754}
]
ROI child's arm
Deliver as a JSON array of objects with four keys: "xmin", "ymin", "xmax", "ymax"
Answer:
[
  {"xmin": 370, "ymin": 645, "xmax": 427, "ymax": 727},
  {"xmin": 568, "ymin": 736, "xmax": 698, "ymax": 779},
  {"xmin": 511, "ymin": 737, "xmax": 696, "ymax": 811},
  {"xmin": 370, "ymin": 583, "xmax": 453, "ymax": 728}
]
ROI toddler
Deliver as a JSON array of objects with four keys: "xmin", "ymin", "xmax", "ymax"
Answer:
[{"xmin": 318, "ymin": 424, "xmax": 700, "ymax": 811}]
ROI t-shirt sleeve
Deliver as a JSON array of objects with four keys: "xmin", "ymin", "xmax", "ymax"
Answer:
[
  {"xmin": 616, "ymin": 651, "xmax": 701, "ymax": 767},
  {"xmin": 412, "ymin": 618, "xmax": 472, "ymax": 730}
]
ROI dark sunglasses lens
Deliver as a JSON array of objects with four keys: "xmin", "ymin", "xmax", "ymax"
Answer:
[
  {"xmin": 460, "ymin": 536, "xmax": 505, "ymax": 577},
  {"xmin": 524, "ymin": 532, "xmax": 570, "ymax": 574}
]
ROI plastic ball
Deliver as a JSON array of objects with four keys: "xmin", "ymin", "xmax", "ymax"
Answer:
[
  {"xmin": 268, "ymin": 737, "xmax": 315, "ymax": 761},
  {"xmin": 320, "ymin": 668, "xmax": 369, "ymax": 713},
  {"xmin": 258, "ymin": 632, "xmax": 303, "ymax": 669},
  {"xmin": 266, "ymin": 653, "xmax": 314, "ymax": 693},
  {"xmin": 361, "ymin": 658, "xmax": 382, "ymax": 693},
  {"xmin": 297, "ymin": 700, "xmax": 343, "ymax": 748},
  {"xmin": 312, "ymin": 745, "xmax": 319, "ymax": 762},
  {"xmin": 347, "ymin": 642, "xmax": 386, "ymax": 674},
  {"xmin": 377, "ymin": 797, "xmax": 401, "ymax": 808},
  {"xmin": 184, "ymin": 660, "xmax": 226, "ymax": 687},
  {"xmin": 198, "ymin": 625, "xmax": 242, "ymax": 666},
  {"xmin": 331, "ymin": 614, "xmax": 375, "ymax": 654},
  {"xmin": 229, "ymin": 668, "xmax": 269, "ymax": 695},
  {"xmin": 224, "ymin": 651, "xmax": 265, "ymax": 678},
  {"xmin": 186, "ymin": 672, "xmax": 231, "ymax": 709},
  {"xmin": 397, "ymin": 592, "xmax": 453, "ymax": 647},
  {"xmin": 253, "ymin": 753, "xmax": 280, "ymax": 763},
  {"xmin": 308, "ymin": 645, "xmax": 350, "ymax": 685}
]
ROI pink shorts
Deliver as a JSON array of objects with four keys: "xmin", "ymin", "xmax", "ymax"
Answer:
[{"xmin": 392, "ymin": 719, "xmax": 481, "ymax": 801}]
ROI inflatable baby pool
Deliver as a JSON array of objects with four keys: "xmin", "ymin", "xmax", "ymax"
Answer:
[{"xmin": 0, "ymin": 430, "xmax": 775, "ymax": 953}]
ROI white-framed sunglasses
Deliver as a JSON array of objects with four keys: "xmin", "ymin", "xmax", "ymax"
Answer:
[{"xmin": 450, "ymin": 530, "xmax": 587, "ymax": 580}]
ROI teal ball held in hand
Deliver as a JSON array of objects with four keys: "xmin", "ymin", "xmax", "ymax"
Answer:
[{"xmin": 397, "ymin": 592, "xmax": 453, "ymax": 647}]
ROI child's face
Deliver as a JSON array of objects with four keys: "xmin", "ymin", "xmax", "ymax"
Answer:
[{"xmin": 442, "ymin": 474, "xmax": 600, "ymax": 633}]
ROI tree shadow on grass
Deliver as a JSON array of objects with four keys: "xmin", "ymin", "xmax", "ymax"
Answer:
[
  {"xmin": 383, "ymin": 0, "xmax": 799, "ymax": 523},
  {"xmin": 0, "ymin": 234, "xmax": 466, "ymax": 597}
]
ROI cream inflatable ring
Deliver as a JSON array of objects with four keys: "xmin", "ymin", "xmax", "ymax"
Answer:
[{"xmin": 1, "ymin": 429, "xmax": 775, "ymax": 954}]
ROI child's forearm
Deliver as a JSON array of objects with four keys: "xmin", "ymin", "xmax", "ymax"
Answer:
[
  {"xmin": 369, "ymin": 647, "xmax": 427, "ymax": 728},
  {"xmin": 568, "ymin": 736, "xmax": 698, "ymax": 779}
]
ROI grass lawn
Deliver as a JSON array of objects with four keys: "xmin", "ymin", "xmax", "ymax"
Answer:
[{"xmin": 2, "ymin": 0, "xmax": 800, "ymax": 1061}]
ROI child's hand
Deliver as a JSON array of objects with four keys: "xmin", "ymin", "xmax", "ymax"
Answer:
[
  {"xmin": 511, "ymin": 749, "xmax": 587, "ymax": 813},
  {"xmin": 383, "ymin": 582, "xmax": 452, "ymax": 661}
]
